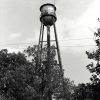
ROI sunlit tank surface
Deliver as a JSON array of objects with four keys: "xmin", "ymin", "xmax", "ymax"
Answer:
[{"xmin": 40, "ymin": 3, "xmax": 57, "ymax": 26}]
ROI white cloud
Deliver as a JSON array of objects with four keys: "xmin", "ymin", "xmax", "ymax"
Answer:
[
  {"xmin": 7, "ymin": 47, "xmax": 20, "ymax": 53},
  {"xmin": 9, "ymin": 33, "xmax": 21, "ymax": 39}
]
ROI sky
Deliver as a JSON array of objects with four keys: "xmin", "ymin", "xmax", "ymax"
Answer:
[{"xmin": 0, "ymin": 0, "xmax": 100, "ymax": 84}]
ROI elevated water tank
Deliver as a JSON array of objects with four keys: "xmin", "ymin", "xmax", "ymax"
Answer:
[{"xmin": 40, "ymin": 3, "xmax": 57, "ymax": 26}]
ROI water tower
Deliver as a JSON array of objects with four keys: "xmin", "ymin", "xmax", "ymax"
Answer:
[
  {"xmin": 40, "ymin": 3, "xmax": 57, "ymax": 26},
  {"xmin": 38, "ymin": 3, "xmax": 64, "ymax": 100}
]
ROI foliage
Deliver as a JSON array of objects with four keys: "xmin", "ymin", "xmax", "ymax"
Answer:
[
  {"xmin": 24, "ymin": 45, "xmax": 75, "ymax": 100},
  {"xmin": 0, "ymin": 45, "xmax": 75, "ymax": 100},
  {"xmin": 72, "ymin": 83, "xmax": 99, "ymax": 100},
  {"xmin": 86, "ymin": 28, "xmax": 100, "ymax": 98},
  {"xmin": 0, "ymin": 49, "xmax": 38, "ymax": 100},
  {"xmin": 86, "ymin": 28, "xmax": 100, "ymax": 84}
]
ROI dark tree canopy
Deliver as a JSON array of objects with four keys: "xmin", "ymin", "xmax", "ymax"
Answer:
[
  {"xmin": 0, "ymin": 46, "xmax": 75, "ymax": 100},
  {"xmin": 0, "ymin": 49, "xmax": 37, "ymax": 100},
  {"xmin": 24, "ymin": 45, "xmax": 75, "ymax": 100}
]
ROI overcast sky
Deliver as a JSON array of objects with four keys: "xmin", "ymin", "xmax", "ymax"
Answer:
[{"xmin": 0, "ymin": 0, "xmax": 100, "ymax": 84}]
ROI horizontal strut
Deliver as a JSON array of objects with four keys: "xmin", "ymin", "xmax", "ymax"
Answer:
[{"xmin": 40, "ymin": 40, "xmax": 56, "ymax": 42}]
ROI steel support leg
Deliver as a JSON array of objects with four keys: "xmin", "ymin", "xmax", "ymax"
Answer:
[{"xmin": 53, "ymin": 23, "xmax": 66, "ymax": 100}]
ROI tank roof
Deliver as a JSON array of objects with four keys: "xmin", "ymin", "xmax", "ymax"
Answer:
[{"xmin": 40, "ymin": 3, "xmax": 56, "ymax": 11}]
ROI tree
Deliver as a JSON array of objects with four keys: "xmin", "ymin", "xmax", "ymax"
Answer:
[
  {"xmin": 24, "ymin": 45, "xmax": 75, "ymax": 100},
  {"xmin": 72, "ymin": 83, "xmax": 97, "ymax": 100},
  {"xmin": 86, "ymin": 28, "xmax": 100, "ymax": 82},
  {"xmin": 86, "ymin": 28, "xmax": 100, "ymax": 99},
  {"xmin": 0, "ymin": 49, "xmax": 39, "ymax": 100},
  {"xmin": 0, "ymin": 45, "xmax": 75, "ymax": 100},
  {"xmin": 72, "ymin": 83, "xmax": 86, "ymax": 100},
  {"xmin": 56, "ymin": 78, "xmax": 75, "ymax": 100}
]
